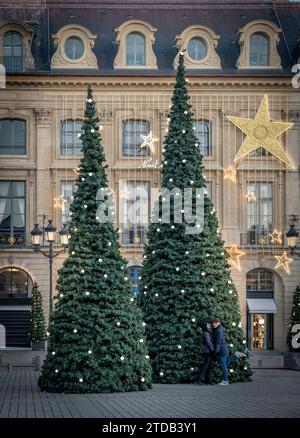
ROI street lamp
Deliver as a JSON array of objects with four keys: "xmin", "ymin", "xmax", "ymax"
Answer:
[
  {"xmin": 286, "ymin": 215, "xmax": 299, "ymax": 256},
  {"xmin": 31, "ymin": 220, "xmax": 69, "ymax": 319}
]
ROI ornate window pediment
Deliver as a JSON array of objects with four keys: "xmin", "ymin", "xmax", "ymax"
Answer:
[
  {"xmin": 236, "ymin": 20, "xmax": 282, "ymax": 69},
  {"xmin": 51, "ymin": 24, "xmax": 98, "ymax": 69},
  {"xmin": 0, "ymin": 20, "xmax": 34, "ymax": 72},
  {"xmin": 174, "ymin": 25, "xmax": 221, "ymax": 70},
  {"xmin": 114, "ymin": 19, "xmax": 158, "ymax": 69}
]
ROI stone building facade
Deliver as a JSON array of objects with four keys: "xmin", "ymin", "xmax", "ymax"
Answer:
[{"xmin": 0, "ymin": 0, "xmax": 299, "ymax": 360}]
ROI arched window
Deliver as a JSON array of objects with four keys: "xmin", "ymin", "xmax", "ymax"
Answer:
[
  {"xmin": 4, "ymin": 31, "xmax": 23, "ymax": 72},
  {"xmin": 250, "ymin": 33, "xmax": 269, "ymax": 66},
  {"xmin": 246, "ymin": 269, "xmax": 274, "ymax": 295},
  {"xmin": 122, "ymin": 119, "xmax": 150, "ymax": 156},
  {"xmin": 0, "ymin": 267, "xmax": 33, "ymax": 298},
  {"xmin": 194, "ymin": 120, "xmax": 212, "ymax": 156},
  {"xmin": 0, "ymin": 119, "xmax": 26, "ymax": 155},
  {"xmin": 246, "ymin": 269, "xmax": 275, "ymax": 351},
  {"xmin": 128, "ymin": 266, "xmax": 141, "ymax": 297},
  {"xmin": 126, "ymin": 33, "xmax": 145, "ymax": 66},
  {"xmin": 61, "ymin": 120, "xmax": 83, "ymax": 156}
]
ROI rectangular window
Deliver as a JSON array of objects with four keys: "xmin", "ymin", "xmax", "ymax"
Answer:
[
  {"xmin": 119, "ymin": 181, "xmax": 149, "ymax": 245},
  {"xmin": 122, "ymin": 120, "xmax": 150, "ymax": 157},
  {"xmin": 194, "ymin": 120, "xmax": 212, "ymax": 156},
  {"xmin": 61, "ymin": 120, "xmax": 83, "ymax": 156},
  {"xmin": 60, "ymin": 181, "xmax": 75, "ymax": 224},
  {"xmin": 247, "ymin": 182, "xmax": 273, "ymax": 245},
  {"xmin": 0, "ymin": 119, "xmax": 26, "ymax": 155},
  {"xmin": 0, "ymin": 181, "xmax": 26, "ymax": 238}
]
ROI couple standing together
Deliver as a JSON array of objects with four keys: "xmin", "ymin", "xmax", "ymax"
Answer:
[{"xmin": 197, "ymin": 318, "xmax": 229, "ymax": 386}]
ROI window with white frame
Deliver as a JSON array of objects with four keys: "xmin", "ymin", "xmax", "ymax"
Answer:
[
  {"xmin": 119, "ymin": 181, "xmax": 149, "ymax": 245},
  {"xmin": 126, "ymin": 33, "xmax": 145, "ymax": 66},
  {"xmin": 0, "ymin": 119, "xmax": 26, "ymax": 155},
  {"xmin": 250, "ymin": 33, "xmax": 269, "ymax": 66},
  {"xmin": 60, "ymin": 181, "xmax": 75, "ymax": 224},
  {"xmin": 247, "ymin": 182, "xmax": 273, "ymax": 244},
  {"xmin": 61, "ymin": 120, "xmax": 83, "ymax": 156},
  {"xmin": 194, "ymin": 120, "xmax": 212, "ymax": 156},
  {"xmin": 122, "ymin": 120, "xmax": 150, "ymax": 157}
]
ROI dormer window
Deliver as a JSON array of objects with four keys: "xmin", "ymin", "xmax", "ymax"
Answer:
[
  {"xmin": 237, "ymin": 20, "xmax": 281, "ymax": 69},
  {"xmin": 0, "ymin": 21, "xmax": 34, "ymax": 72},
  {"xmin": 126, "ymin": 33, "xmax": 145, "ymax": 66},
  {"xmin": 174, "ymin": 25, "xmax": 221, "ymax": 69},
  {"xmin": 250, "ymin": 33, "xmax": 269, "ymax": 66},
  {"xmin": 64, "ymin": 37, "xmax": 84, "ymax": 60},
  {"xmin": 114, "ymin": 19, "xmax": 157, "ymax": 69},
  {"xmin": 51, "ymin": 24, "xmax": 98, "ymax": 69},
  {"xmin": 4, "ymin": 32, "xmax": 22, "ymax": 72}
]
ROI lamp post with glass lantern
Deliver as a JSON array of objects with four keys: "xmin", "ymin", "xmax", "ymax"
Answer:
[
  {"xmin": 286, "ymin": 215, "xmax": 299, "ymax": 256},
  {"xmin": 30, "ymin": 220, "xmax": 69, "ymax": 319}
]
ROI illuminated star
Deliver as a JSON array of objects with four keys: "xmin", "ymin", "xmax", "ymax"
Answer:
[
  {"xmin": 227, "ymin": 95, "xmax": 294, "ymax": 167},
  {"xmin": 73, "ymin": 168, "xmax": 80, "ymax": 176},
  {"xmin": 246, "ymin": 192, "xmax": 257, "ymax": 203},
  {"xmin": 274, "ymin": 251, "xmax": 293, "ymax": 273},
  {"xmin": 54, "ymin": 196, "xmax": 67, "ymax": 210},
  {"xmin": 140, "ymin": 131, "xmax": 157, "ymax": 153},
  {"xmin": 269, "ymin": 229, "xmax": 283, "ymax": 245},
  {"xmin": 227, "ymin": 244, "xmax": 245, "ymax": 270},
  {"xmin": 223, "ymin": 167, "xmax": 236, "ymax": 182}
]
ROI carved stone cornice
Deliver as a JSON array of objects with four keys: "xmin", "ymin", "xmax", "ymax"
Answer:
[
  {"xmin": 34, "ymin": 108, "xmax": 52, "ymax": 127},
  {"xmin": 98, "ymin": 110, "xmax": 113, "ymax": 121}
]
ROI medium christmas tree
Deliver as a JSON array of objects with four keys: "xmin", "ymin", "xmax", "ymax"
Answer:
[
  {"xmin": 287, "ymin": 284, "xmax": 300, "ymax": 352},
  {"xmin": 30, "ymin": 282, "xmax": 46, "ymax": 345},
  {"xmin": 139, "ymin": 54, "xmax": 251, "ymax": 383},
  {"xmin": 38, "ymin": 86, "xmax": 152, "ymax": 393}
]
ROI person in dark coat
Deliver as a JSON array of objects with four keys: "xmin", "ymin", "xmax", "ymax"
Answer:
[
  {"xmin": 196, "ymin": 320, "xmax": 214, "ymax": 385},
  {"xmin": 212, "ymin": 318, "xmax": 229, "ymax": 385}
]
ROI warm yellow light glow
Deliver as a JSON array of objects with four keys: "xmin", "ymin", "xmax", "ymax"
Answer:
[
  {"xmin": 227, "ymin": 95, "xmax": 294, "ymax": 167},
  {"xmin": 227, "ymin": 244, "xmax": 245, "ymax": 270},
  {"xmin": 223, "ymin": 167, "xmax": 236, "ymax": 182},
  {"xmin": 274, "ymin": 251, "xmax": 293, "ymax": 273}
]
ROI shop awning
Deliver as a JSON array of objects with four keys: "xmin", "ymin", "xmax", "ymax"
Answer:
[{"xmin": 247, "ymin": 299, "xmax": 277, "ymax": 314}]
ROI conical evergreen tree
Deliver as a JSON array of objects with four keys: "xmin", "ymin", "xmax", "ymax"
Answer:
[
  {"xmin": 139, "ymin": 55, "xmax": 251, "ymax": 383},
  {"xmin": 38, "ymin": 86, "xmax": 152, "ymax": 393},
  {"xmin": 30, "ymin": 282, "xmax": 46, "ymax": 344},
  {"xmin": 287, "ymin": 284, "xmax": 300, "ymax": 352}
]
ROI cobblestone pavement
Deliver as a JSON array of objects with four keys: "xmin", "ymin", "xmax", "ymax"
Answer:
[{"xmin": 0, "ymin": 368, "xmax": 299, "ymax": 418}]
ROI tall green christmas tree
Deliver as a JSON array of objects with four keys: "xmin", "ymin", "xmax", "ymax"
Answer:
[
  {"xmin": 287, "ymin": 284, "xmax": 300, "ymax": 352},
  {"xmin": 30, "ymin": 282, "xmax": 46, "ymax": 344},
  {"xmin": 38, "ymin": 86, "xmax": 152, "ymax": 393},
  {"xmin": 139, "ymin": 54, "xmax": 251, "ymax": 383}
]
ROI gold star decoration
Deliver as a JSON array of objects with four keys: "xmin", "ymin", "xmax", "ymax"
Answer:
[
  {"xmin": 227, "ymin": 244, "xmax": 245, "ymax": 270},
  {"xmin": 274, "ymin": 251, "xmax": 293, "ymax": 273},
  {"xmin": 73, "ymin": 168, "xmax": 80, "ymax": 176},
  {"xmin": 269, "ymin": 229, "xmax": 283, "ymax": 245},
  {"xmin": 227, "ymin": 95, "xmax": 294, "ymax": 167},
  {"xmin": 223, "ymin": 167, "xmax": 236, "ymax": 182},
  {"xmin": 140, "ymin": 131, "xmax": 157, "ymax": 153},
  {"xmin": 246, "ymin": 192, "xmax": 257, "ymax": 203},
  {"xmin": 54, "ymin": 196, "xmax": 67, "ymax": 210}
]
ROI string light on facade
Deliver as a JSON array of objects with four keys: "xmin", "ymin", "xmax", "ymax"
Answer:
[
  {"xmin": 54, "ymin": 195, "xmax": 67, "ymax": 210},
  {"xmin": 269, "ymin": 229, "xmax": 283, "ymax": 245},
  {"xmin": 140, "ymin": 131, "xmax": 157, "ymax": 152},
  {"xmin": 274, "ymin": 251, "xmax": 293, "ymax": 273},
  {"xmin": 223, "ymin": 167, "xmax": 236, "ymax": 182}
]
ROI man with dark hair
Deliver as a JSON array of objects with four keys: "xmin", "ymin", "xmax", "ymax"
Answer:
[{"xmin": 212, "ymin": 318, "xmax": 229, "ymax": 385}]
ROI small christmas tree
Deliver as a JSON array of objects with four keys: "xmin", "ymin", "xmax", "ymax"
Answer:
[
  {"xmin": 287, "ymin": 284, "xmax": 300, "ymax": 352},
  {"xmin": 139, "ymin": 54, "xmax": 251, "ymax": 383},
  {"xmin": 38, "ymin": 86, "xmax": 152, "ymax": 393},
  {"xmin": 30, "ymin": 282, "xmax": 46, "ymax": 345}
]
